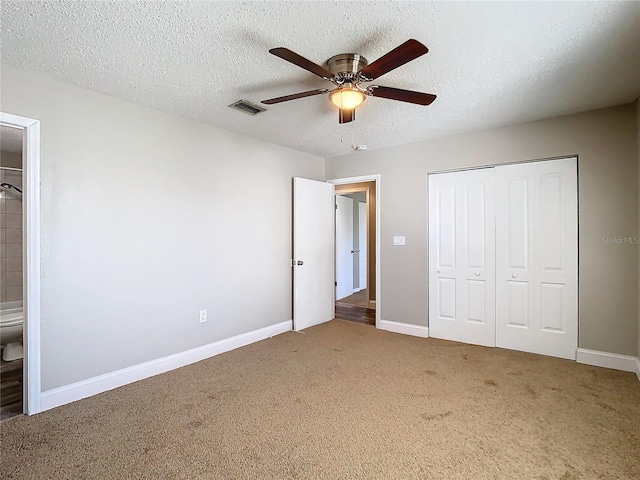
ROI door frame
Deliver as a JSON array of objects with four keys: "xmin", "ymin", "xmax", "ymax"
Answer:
[
  {"xmin": 327, "ymin": 174, "xmax": 381, "ymax": 328},
  {"xmin": 1, "ymin": 112, "xmax": 42, "ymax": 415}
]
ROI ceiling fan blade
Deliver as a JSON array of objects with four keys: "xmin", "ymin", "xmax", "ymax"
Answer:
[
  {"xmin": 367, "ymin": 86, "xmax": 436, "ymax": 105},
  {"xmin": 269, "ymin": 47, "xmax": 335, "ymax": 79},
  {"xmin": 339, "ymin": 109, "xmax": 355, "ymax": 124},
  {"xmin": 358, "ymin": 39, "xmax": 429, "ymax": 81},
  {"xmin": 261, "ymin": 89, "xmax": 329, "ymax": 105}
]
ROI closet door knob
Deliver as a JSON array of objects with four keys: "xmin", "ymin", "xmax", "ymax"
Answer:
[
  {"xmin": 512, "ymin": 274, "xmax": 517, "ymax": 278},
  {"xmin": 475, "ymin": 272, "xmax": 480, "ymax": 277}
]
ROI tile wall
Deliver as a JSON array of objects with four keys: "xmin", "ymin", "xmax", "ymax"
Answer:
[{"xmin": 0, "ymin": 168, "xmax": 23, "ymax": 304}]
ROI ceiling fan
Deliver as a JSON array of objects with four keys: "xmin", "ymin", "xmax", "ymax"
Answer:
[{"xmin": 261, "ymin": 39, "xmax": 437, "ymax": 124}]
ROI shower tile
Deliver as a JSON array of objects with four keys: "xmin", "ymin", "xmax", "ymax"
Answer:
[
  {"xmin": 0, "ymin": 288, "xmax": 6, "ymax": 303},
  {"xmin": 5, "ymin": 243, "xmax": 22, "ymax": 258},
  {"xmin": 5, "ymin": 200, "xmax": 21, "ymax": 214},
  {"xmin": 5, "ymin": 228, "xmax": 22, "ymax": 243},
  {"xmin": 5, "ymin": 173, "xmax": 22, "ymax": 186},
  {"xmin": 6, "ymin": 286, "xmax": 22, "ymax": 302},
  {"xmin": 0, "ymin": 230, "xmax": 5, "ymax": 243},
  {"xmin": 6, "ymin": 257, "xmax": 22, "ymax": 272},
  {"xmin": 5, "ymin": 214, "xmax": 21, "ymax": 229},
  {"xmin": 0, "ymin": 213, "xmax": 5, "ymax": 229},
  {"xmin": 5, "ymin": 272, "xmax": 22, "ymax": 287}
]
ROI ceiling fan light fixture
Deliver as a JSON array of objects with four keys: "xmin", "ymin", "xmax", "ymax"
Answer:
[{"xmin": 329, "ymin": 86, "xmax": 366, "ymax": 110}]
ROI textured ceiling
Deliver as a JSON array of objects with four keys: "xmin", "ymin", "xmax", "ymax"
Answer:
[{"xmin": 1, "ymin": 1, "xmax": 639, "ymax": 159}]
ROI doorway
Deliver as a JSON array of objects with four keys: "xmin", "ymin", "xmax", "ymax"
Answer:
[
  {"xmin": 0, "ymin": 112, "xmax": 41, "ymax": 416},
  {"xmin": 330, "ymin": 176, "xmax": 379, "ymax": 327},
  {"xmin": 0, "ymin": 125, "xmax": 24, "ymax": 420}
]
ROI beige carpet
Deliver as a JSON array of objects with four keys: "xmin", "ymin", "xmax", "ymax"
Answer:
[{"xmin": 2, "ymin": 320, "xmax": 639, "ymax": 479}]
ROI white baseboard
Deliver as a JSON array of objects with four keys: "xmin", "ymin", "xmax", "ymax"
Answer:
[
  {"xmin": 636, "ymin": 357, "xmax": 640, "ymax": 383},
  {"xmin": 378, "ymin": 320, "xmax": 429, "ymax": 338},
  {"xmin": 39, "ymin": 320, "xmax": 292, "ymax": 413},
  {"xmin": 576, "ymin": 348, "xmax": 639, "ymax": 376}
]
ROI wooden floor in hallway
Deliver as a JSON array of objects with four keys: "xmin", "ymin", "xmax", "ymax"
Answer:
[
  {"xmin": 334, "ymin": 303, "xmax": 375, "ymax": 326},
  {"xmin": 337, "ymin": 289, "xmax": 368, "ymax": 307}
]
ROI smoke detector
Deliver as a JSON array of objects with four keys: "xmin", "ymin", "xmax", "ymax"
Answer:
[{"xmin": 351, "ymin": 144, "xmax": 368, "ymax": 151}]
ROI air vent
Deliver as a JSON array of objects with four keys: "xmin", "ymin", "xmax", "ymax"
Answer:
[{"xmin": 228, "ymin": 99, "xmax": 266, "ymax": 116}]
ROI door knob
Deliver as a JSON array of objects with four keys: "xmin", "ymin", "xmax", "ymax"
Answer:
[
  {"xmin": 475, "ymin": 272, "xmax": 480, "ymax": 276},
  {"xmin": 297, "ymin": 261, "xmax": 304, "ymax": 266},
  {"xmin": 512, "ymin": 274, "xmax": 517, "ymax": 278}
]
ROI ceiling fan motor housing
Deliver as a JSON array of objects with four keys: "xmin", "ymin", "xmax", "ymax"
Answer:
[{"xmin": 326, "ymin": 53, "xmax": 368, "ymax": 78}]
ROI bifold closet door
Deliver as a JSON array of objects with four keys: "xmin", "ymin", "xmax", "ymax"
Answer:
[
  {"xmin": 495, "ymin": 158, "xmax": 578, "ymax": 360},
  {"xmin": 428, "ymin": 168, "xmax": 496, "ymax": 347}
]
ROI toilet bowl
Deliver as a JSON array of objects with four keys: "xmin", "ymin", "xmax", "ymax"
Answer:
[
  {"xmin": 0, "ymin": 306, "xmax": 23, "ymax": 349},
  {"xmin": 2, "ymin": 342, "xmax": 23, "ymax": 361}
]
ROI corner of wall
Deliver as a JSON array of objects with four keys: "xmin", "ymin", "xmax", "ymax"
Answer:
[
  {"xmin": 322, "ymin": 156, "xmax": 329, "ymax": 183},
  {"xmin": 636, "ymin": 97, "xmax": 640, "ymax": 362}
]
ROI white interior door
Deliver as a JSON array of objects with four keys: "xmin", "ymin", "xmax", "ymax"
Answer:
[
  {"xmin": 358, "ymin": 202, "xmax": 367, "ymax": 289},
  {"xmin": 495, "ymin": 158, "xmax": 578, "ymax": 359},
  {"xmin": 335, "ymin": 195, "xmax": 354, "ymax": 300},
  {"xmin": 293, "ymin": 177, "xmax": 335, "ymax": 331},
  {"xmin": 428, "ymin": 168, "xmax": 496, "ymax": 347}
]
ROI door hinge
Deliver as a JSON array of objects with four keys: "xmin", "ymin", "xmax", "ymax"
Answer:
[
  {"xmin": 335, "ymin": 281, "xmax": 338, "ymax": 286},
  {"xmin": 291, "ymin": 259, "xmax": 295, "ymax": 267}
]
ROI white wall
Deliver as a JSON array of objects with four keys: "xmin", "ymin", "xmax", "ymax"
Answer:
[
  {"xmin": 326, "ymin": 104, "xmax": 639, "ymax": 357},
  {"xmin": 1, "ymin": 64, "xmax": 325, "ymax": 390}
]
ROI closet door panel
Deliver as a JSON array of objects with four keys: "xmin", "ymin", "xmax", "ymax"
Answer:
[
  {"xmin": 496, "ymin": 172, "xmax": 535, "ymax": 352},
  {"xmin": 507, "ymin": 177, "xmax": 530, "ymax": 270},
  {"xmin": 496, "ymin": 158, "xmax": 577, "ymax": 360},
  {"xmin": 429, "ymin": 168, "xmax": 495, "ymax": 347}
]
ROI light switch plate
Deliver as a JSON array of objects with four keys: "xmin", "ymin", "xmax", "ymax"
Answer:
[{"xmin": 393, "ymin": 236, "xmax": 406, "ymax": 246}]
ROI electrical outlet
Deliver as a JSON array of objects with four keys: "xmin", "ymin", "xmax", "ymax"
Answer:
[{"xmin": 199, "ymin": 310, "xmax": 207, "ymax": 323}]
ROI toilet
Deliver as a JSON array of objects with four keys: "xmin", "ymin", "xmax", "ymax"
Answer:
[
  {"xmin": 0, "ymin": 306, "xmax": 23, "ymax": 361},
  {"xmin": 2, "ymin": 342, "xmax": 23, "ymax": 362}
]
